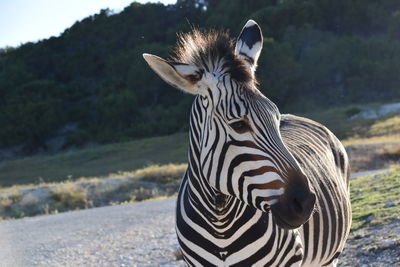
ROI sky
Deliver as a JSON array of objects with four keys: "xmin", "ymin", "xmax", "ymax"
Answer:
[{"xmin": 0, "ymin": 0, "xmax": 176, "ymax": 48}]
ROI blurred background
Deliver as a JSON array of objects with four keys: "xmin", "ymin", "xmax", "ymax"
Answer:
[{"xmin": 1, "ymin": 0, "xmax": 399, "ymax": 157}]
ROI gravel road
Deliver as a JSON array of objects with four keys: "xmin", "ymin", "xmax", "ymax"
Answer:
[{"xmin": 0, "ymin": 197, "xmax": 184, "ymax": 267}]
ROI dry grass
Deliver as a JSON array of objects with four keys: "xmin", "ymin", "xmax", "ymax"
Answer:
[
  {"xmin": 368, "ymin": 116, "xmax": 400, "ymax": 136},
  {"xmin": 133, "ymin": 163, "xmax": 187, "ymax": 183},
  {"xmin": 50, "ymin": 183, "xmax": 89, "ymax": 211},
  {"xmin": 343, "ymin": 135, "xmax": 400, "ymax": 146},
  {"xmin": 343, "ymin": 115, "xmax": 400, "ymax": 146},
  {"xmin": 343, "ymin": 114, "xmax": 400, "ymax": 171},
  {"xmin": 0, "ymin": 192, "xmax": 24, "ymax": 218},
  {"xmin": 0, "ymin": 192, "xmax": 22, "ymax": 210},
  {"xmin": 378, "ymin": 144, "xmax": 400, "ymax": 160}
]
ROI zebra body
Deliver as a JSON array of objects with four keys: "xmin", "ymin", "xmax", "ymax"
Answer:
[
  {"xmin": 143, "ymin": 20, "xmax": 351, "ymax": 267},
  {"xmin": 176, "ymin": 111, "xmax": 350, "ymax": 266},
  {"xmin": 281, "ymin": 115, "xmax": 351, "ymax": 266}
]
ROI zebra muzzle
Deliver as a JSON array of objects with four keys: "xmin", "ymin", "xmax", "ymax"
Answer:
[{"xmin": 270, "ymin": 181, "xmax": 316, "ymax": 229}]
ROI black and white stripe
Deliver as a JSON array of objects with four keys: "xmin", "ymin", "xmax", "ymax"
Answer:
[{"xmin": 143, "ymin": 19, "xmax": 351, "ymax": 267}]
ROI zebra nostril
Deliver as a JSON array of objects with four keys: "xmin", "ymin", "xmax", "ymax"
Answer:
[
  {"xmin": 290, "ymin": 190, "xmax": 315, "ymax": 217},
  {"xmin": 292, "ymin": 196, "xmax": 304, "ymax": 214}
]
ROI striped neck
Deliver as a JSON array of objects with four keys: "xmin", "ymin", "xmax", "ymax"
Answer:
[{"xmin": 186, "ymin": 112, "xmax": 258, "ymax": 225}]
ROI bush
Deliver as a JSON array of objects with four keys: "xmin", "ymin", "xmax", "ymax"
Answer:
[{"xmin": 51, "ymin": 183, "xmax": 88, "ymax": 211}]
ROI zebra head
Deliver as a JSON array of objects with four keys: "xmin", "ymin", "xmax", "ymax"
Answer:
[{"xmin": 143, "ymin": 20, "xmax": 315, "ymax": 229}]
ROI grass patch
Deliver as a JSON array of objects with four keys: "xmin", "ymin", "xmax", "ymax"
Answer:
[
  {"xmin": 350, "ymin": 166, "xmax": 400, "ymax": 230},
  {"xmin": 0, "ymin": 132, "xmax": 188, "ymax": 187}
]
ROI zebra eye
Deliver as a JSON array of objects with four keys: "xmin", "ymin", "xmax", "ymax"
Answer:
[{"xmin": 230, "ymin": 120, "xmax": 251, "ymax": 133}]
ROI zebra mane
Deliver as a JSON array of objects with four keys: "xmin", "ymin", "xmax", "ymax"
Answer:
[{"xmin": 172, "ymin": 29, "xmax": 253, "ymax": 84}]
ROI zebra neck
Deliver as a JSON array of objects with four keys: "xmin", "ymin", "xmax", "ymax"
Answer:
[
  {"xmin": 184, "ymin": 167, "xmax": 253, "ymax": 222},
  {"xmin": 186, "ymin": 109, "xmax": 256, "ymax": 221}
]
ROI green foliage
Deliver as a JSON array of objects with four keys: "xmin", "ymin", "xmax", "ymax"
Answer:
[
  {"xmin": 0, "ymin": 80, "xmax": 66, "ymax": 148},
  {"xmin": 0, "ymin": 1, "xmax": 400, "ymax": 152}
]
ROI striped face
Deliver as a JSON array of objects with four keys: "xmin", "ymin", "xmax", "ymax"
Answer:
[
  {"xmin": 191, "ymin": 72, "xmax": 311, "ymax": 215},
  {"xmin": 143, "ymin": 20, "xmax": 315, "ymax": 229}
]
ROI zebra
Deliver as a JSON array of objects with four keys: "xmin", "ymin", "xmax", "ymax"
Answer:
[{"xmin": 143, "ymin": 20, "xmax": 351, "ymax": 267}]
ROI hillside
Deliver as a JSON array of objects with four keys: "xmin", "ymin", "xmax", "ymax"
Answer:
[
  {"xmin": 0, "ymin": 132, "xmax": 187, "ymax": 186},
  {"xmin": 1, "ymin": 0, "xmax": 400, "ymax": 155}
]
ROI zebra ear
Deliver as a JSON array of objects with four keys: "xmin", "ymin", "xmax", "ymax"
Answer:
[
  {"xmin": 235, "ymin": 20, "xmax": 263, "ymax": 72},
  {"xmin": 143, "ymin": 53, "xmax": 203, "ymax": 94}
]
